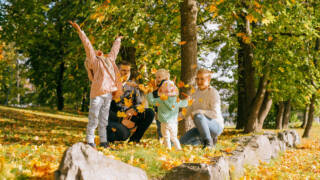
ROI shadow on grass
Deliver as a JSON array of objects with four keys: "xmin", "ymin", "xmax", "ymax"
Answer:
[{"xmin": 0, "ymin": 107, "xmax": 87, "ymax": 146}]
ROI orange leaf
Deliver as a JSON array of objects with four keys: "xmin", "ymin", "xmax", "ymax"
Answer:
[
  {"xmin": 160, "ymin": 94, "xmax": 168, "ymax": 101},
  {"xmin": 246, "ymin": 14, "xmax": 258, "ymax": 23},
  {"xmin": 179, "ymin": 41, "xmax": 187, "ymax": 45},
  {"xmin": 178, "ymin": 81, "xmax": 185, "ymax": 88},
  {"xmin": 191, "ymin": 87, "xmax": 196, "ymax": 94},
  {"xmin": 236, "ymin": 32, "xmax": 245, "ymax": 37},
  {"xmin": 151, "ymin": 68, "xmax": 157, "ymax": 74},
  {"xmin": 268, "ymin": 36, "xmax": 273, "ymax": 41},
  {"xmin": 181, "ymin": 108, "xmax": 187, "ymax": 116},
  {"xmin": 191, "ymin": 64, "xmax": 197, "ymax": 69},
  {"xmin": 124, "ymin": 98, "xmax": 133, "ymax": 108}
]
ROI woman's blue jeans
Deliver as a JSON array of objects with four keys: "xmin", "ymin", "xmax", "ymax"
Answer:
[{"xmin": 180, "ymin": 113, "xmax": 223, "ymax": 145}]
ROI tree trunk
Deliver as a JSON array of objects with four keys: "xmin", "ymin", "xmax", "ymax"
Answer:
[
  {"xmin": 303, "ymin": 94, "xmax": 315, "ymax": 138},
  {"xmin": 282, "ymin": 100, "xmax": 291, "ymax": 129},
  {"xmin": 120, "ymin": 46, "xmax": 137, "ymax": 79},
  {"xmin": 301, "ymin": 105, "xmax": 309, "ymax": 128},
  {"xmin": 236, "ymin": 14, "xmax": 255, "ymax": 129},
  {"xmin": 179, "ymin": 0, "xmax": 198, "ymax": 134},
  {"xmin": 81, "ymin": 86, "xmax": 89, "ymax": 112},
  {"xmin": 16, "ymin": 60, "xmax": 20, "ymax": 105},
  {"xmin": 257, "ymin": 91, "xmax": 273, "ymax": 130},
  {"xmin": 244, "ymin": 75, "xmax": 268, "ymax": 133},
  {"xmin": 276, "ymin": 101, "xmax": 285, "ymax": 129},
  {"xmin": 57, "ymin": 61, "xmax": 65, "ymax": 110}
]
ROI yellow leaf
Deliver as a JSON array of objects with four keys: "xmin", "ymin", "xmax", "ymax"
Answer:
[
  {"xmin": 114, "ymin": 97, "xmax": 121, "ymax": 103},
  {"xmin": 124, "ymin": 98, "xmax": 133, "ymax": 108},
  {"xmin": 151, "ymin": 68, "xmax": 157, "ymax": 74},
  {"xmin": 188, "ymin": 99, "xmax": 193, "ymax": 106},
  {"xmin": 279, "ymin": 67, "xmax": 284, "ymax": 73},
  {"xmin": 246, "ymin": 14, "xmax": 258, "ymax": 23},
  {"xmin": 208, "ymin": 5, "xmax": 217, "ymax": 13},
  {"xmin": 131, "ymin": 39, "xmax": 136, "ymax": 44},
  {"xmin": 191, "ymin": 87, "xmax": 195, "ymax": 94},
  {"xmin": 242, "ymin": 36, "xmax": 251, "ymax": 44},
  {"xmin": 181, "ymin": 108, "xmax": 187, "ymax": 116},
  {"xmin": 199, "ymin": 98, "xmax": 203, "ymax": 103},
  {"xmin": 111, "ymin": 128, "xmax": 117, "ymax": 132},
  {"xmin": 117, "ymin": 111, "xmax": 127, "ymax": 118},
  {"xmin": 160, "ymin": 94, "xmax": 168, "ymax": 101},
  {"xmin": 236, "ymin": 32, "xmax": 246, "ymax": 37},
  {"xmin": 137, "ymin": 103, "xmax": 146, "ymax": 113}
]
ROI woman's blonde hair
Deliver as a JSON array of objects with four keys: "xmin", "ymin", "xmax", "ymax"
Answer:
[
  {"xmin": 197, "ymin": 68, "xmax": 212, "ymax": 77},
  {"xmin": 156, "ymin": 69, "xmax": 170, "ymax": 80}
]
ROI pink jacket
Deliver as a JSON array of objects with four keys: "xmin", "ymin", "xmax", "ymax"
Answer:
[{"xmin": 78, "ymin": 30, "xmax": 121, "ymax": 98}]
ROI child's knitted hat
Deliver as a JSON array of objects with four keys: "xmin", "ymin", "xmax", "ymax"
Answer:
[{"xmin": 158, "ymin": 80, "xmax": 179, "ymax": 97}]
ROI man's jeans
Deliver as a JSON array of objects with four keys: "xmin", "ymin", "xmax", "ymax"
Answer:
[
  {"xmin": 86, "ymin": 93, "xmax": 112, "ymax": 144},
  {"xmin": 180, "ymin": 113, "xmax": 223, "ymax": 145}
]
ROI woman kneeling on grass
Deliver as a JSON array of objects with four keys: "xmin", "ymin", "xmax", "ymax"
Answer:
[{"xmin": 180, "ymin": 68, "xmax": 224, "ymax": 149}]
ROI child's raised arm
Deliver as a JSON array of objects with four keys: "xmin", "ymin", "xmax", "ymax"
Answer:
[
  {"xmin": 69, "ymin": 21, "xmax": 95, "ymax": 63},
  {"xmin": 107, "ymin": 36, "xmax": 123, "ymax": 62}
]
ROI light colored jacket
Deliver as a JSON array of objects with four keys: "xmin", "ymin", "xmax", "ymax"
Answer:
[
  {"xmin": 78, "ymin": 29, "xmax": 121, "ymax": 98},
  {"xmin": 185, "ymin": 86, "xmax": 224, "ymax": 129},
  {"xmin": 147, "ymin": 94, "xmax": 188, "ymax": 124}
]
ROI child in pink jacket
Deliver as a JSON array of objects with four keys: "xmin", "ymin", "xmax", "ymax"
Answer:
[{"xmin": 70, "ymin": 21, "xmax": 123, "ymax": 148}]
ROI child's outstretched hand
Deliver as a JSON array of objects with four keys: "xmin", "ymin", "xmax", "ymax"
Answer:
[{"xmin": 69, "ymin": 21, "xmax": 81, "ymax": 32}]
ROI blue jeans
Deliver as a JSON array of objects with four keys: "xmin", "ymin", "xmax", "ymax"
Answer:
[
  {"xmin": 156, "ymin": 119, "xmax": 162, "ymax": 139},
  {"xmin": 180, "ymin": 113, "xmax": 223, "ymax": 145}
]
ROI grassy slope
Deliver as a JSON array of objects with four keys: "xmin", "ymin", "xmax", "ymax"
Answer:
[{"xmin": 0, "ymin": 105, "xmax": 319, "ymax": 179}]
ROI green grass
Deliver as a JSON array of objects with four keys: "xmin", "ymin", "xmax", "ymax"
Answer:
[{"xmin": 1, "ymin": 105, "xmax": 319, "ymax": 179}]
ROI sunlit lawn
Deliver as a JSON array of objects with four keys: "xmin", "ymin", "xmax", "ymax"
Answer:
[{"xmin": 0, "ymin": 105, "xmax": 319, "ymax": 179}]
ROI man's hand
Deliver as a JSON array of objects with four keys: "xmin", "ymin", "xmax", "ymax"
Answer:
[
  {"xmin": 126, "ymin": 108, "xmax": 137, "ymax": 118},
  {"xmin": 69, "ymin": 21, "xmax": 81, "ymax": 32},
  {"xmin": 126, "ymin": 81, "xmax": 138, "ymax": 87}
]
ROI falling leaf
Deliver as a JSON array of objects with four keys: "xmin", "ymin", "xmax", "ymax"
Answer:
[
  {"xmin": 191, "ymin": 87, "xmax": 196, "ymax": 94},
  {"xmin": 191, "ymin": 64, "xmax": 197, "ymax": 69},
  {"xmin": 137, "ymin": 103, "xmax": 146, "ymax": 113},
  {"xmin": 160, "ymin": 94, "xmax": 168, "ymax": 101},
  {"xmin": 181, "ymin": 108, "xmax": 187, "ymax": 116},
  {"xmin": 151, "ymin": 68, "xmax": 157, "ymax": 74},
  {"xmin": 242, "ymin": 36, "xmax": 251, "ymax": 44},
  {"xmin": 117, "ymin": 111, "xmax": 127, "ymax": 118},
  {"xmin": 199, "ymin": 98, "xmax": 203, "ymax": 103},
  {"xmin": 279, "ymin": 67, "xmax": 284, "ymax": 73},
  {"xmin": 124, "ymin": 98, "xmax": 133, "ymax": 108},
  {"xmin": 268, "ymin": 36, "xmax": 273, "ymax": 41},
  {"xmin": 208, "ymin": 5, "xmax": 217, "ymax": 13},
  {"xmin": 188, "ymin": 99, "xmax": 193, "ymax": 106},
  {"xmin": 236, "ymin": 32, "xmax": 246, "ymax": 37},
  {"xmin": 111, "ymin": 128, "xmax": 117, "ymax": 132},
  {"xmin": 179, "ymin": 41, "xmax": 187, "ymax": 45},
  {"xmin": 246, "ymin": 14, "xmax": 258, "ymax": 23},
  {"xmin": 178, "ymin": 81, "xmax": 185, "ymax": 88}
]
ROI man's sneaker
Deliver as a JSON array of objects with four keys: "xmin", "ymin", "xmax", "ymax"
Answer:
[
  {"xmin": 99, "ymin": 142, "xmax": 109, "ymax": 148},
  {"xmin": 202, "ymin": 139, "xmax": 214, "ymax": 149},
  {"xmin": 87, "ymin": 143, "xmax": 96, "ymax": 148}
]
